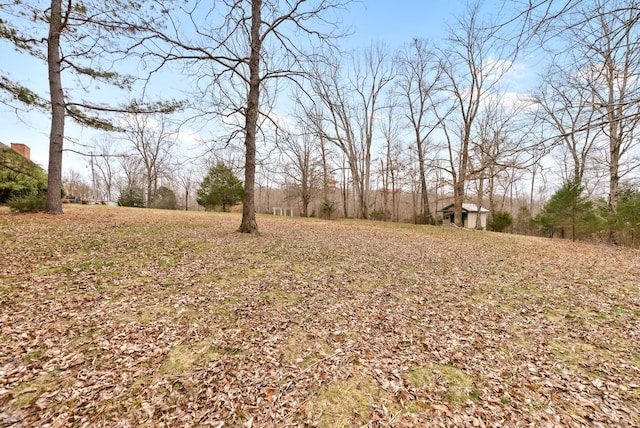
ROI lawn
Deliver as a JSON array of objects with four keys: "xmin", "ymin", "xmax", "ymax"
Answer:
[{"xmin": 0, "ymin": 204, "xmax": 638, "ymax": 426}]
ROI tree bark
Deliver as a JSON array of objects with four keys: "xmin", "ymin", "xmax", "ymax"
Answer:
[
  {"xmin": 417, "ymin": 140, "xmax": 430, "ymax": 223},
  {"xmin": 45, "ymin": 0, "xmax": 65, "ymax": 214},
  {"xmin": 238, "ymin": 0, "xmax": 261, "ymax": 234}
]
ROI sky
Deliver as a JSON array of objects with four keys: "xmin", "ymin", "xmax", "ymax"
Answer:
[{"xmin": 0, "ymin": 0, "xmax": 512, "ymax": 178}]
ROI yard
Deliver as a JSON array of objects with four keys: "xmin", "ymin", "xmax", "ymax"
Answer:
[{"xmin": 0, "ymin": 205, "xmax": 639, "ymax": 426}]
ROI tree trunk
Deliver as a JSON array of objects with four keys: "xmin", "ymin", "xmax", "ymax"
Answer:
[
  {"xmin": 476, "ymin": 177, "xmax": 485, "ymax": 230},
  {"xmin": 417, "ymin": 139, "xmax": 430, "ymax": 223},
  {"xmin": 453, "ymin": 180, "xmax": 464, "ymax": 227},
  {"xmin": 238, "ymin": 0, "xmax": 261, "ymax": 234},
  {"xmin": 45, "ymin": 0, "xmax": 65, "ymax": 215},
  {"xmin": 146, "ymin": 172, "xmax": 153, "ymax": 208},
  {"xmin": 608, "ymin": 141, "xmax": 620, "ymax": 242}
]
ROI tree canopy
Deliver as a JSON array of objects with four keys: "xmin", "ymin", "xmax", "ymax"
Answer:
[{"xmin": 197, "ymin": 163, "xmax": 244, "ymax": 212}]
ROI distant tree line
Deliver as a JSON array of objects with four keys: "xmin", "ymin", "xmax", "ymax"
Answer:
[{"xmin": 2, "ymin": 1, "xmax": 640, "ymax": 246}]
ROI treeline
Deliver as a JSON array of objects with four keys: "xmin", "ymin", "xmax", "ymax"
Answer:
[{"xmin": 2, "ymin": 1, "xmax": 640, "ymax": 244}]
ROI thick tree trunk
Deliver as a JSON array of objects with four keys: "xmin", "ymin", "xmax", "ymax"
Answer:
[
  {"xmin": 146, "ymin": 174, "xmax": 153, "ymax": 208},
  {"xmin": 45, "ymin": 0, "xmax": 65, "ymax": 215},
  {"xmin": 416, "ymin": 139, "xmax": 430, "ymax": 223},
  {"xmin": 454, "ymin": 129, "xmax": 472, "ymax": 227},
  {"xmin": 238, "ymin": 0, "xmax": 261, "ymax": 234},
  {"xmin": 476, "ymin": 177, "xmax": 485, "ymax": 230},
  {"xmin": 453, "ymin": 180, "xmax": 464, "ymax": 227}
]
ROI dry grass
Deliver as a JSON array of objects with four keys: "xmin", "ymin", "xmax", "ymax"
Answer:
[{"xmin": 1, "ymin": 204, "xmax": 639, "ymax": 426}]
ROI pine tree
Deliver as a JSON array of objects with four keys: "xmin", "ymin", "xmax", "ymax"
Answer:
[
  {"xmin": 534, "ymin": 181, "xmax": 604, "ymax": 241},
  {"xmin": 197, "ymin": 163, "xmax": 244, "ymax": 212}
]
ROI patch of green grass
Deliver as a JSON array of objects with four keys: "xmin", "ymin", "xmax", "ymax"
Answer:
[
  {"xmin": 159, "ymin": 344, "xmax": 199, "ymax": 375},
  {"xmin": 158, "ymin": 341, "xmax": 225, "ymax": 376},
  {"xmin": 0, "ymin": 284, "xmax": 19, "ymax": 296},
  {"xmin": 34, "ymin": 266, "xmax": 71, "ymax": 275},
  {"xmin": 158, "ymin": 254, "xmax": 181, "ymax": 267},
  {"xmin": 304, "ymin": 375, "xmax": 392, "ymax": 427},
  {"xmin": 259, "ymin": 289, "xmax": 299, "ymax": 309},
  {"xmin": 12, "ymin": 388, "xmax": 37, "ymax": 407},
  {"xmin": 177, "ymin": 241, "xmax": 215, "ymax": 255},
  {"xmin": 80, "ymin": 238, "xmax": 105, "ymax": 252},
  {"xmin": 548, "ymin": 339, "xmax": 615, "ymax": 377},
  {"xmin": 611, "ymin": 305, "xmax": 627, "ymax": 314},
  {"xmin": 11, "ymin": 369, "xmax": 65, "ymax": 408},
  {"xmin": 437, "ymin": 364, "xmax": 480, "ymax": 403},
  {"xmin": 24, "ymin": 348, "xmax": 45, "ymax": 362},
  {"xmin": 407, "ymin": 367, "xmax": 432, "ymax": 388},
  {"xmin": 407, "ymin": 363, "xmax": 480, "ymax": 404},
  {"xmin": 0, "ymin": 232, "xmax": 15, "ymax": 240}
]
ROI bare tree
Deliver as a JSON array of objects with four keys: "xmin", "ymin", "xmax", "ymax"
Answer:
[
  {"xmin": 277, "ymin": 129, "xmax": 322, "ymax": 217},
  {"xmin": 91, "ymin": 136, "xmax": 122, "ymax": 203},
  {"xmin": 144, "ymin": 0, "xmax": 351, "ymax": 233},
  {"xmin": 378, "ymin": 105, "xmax": 405, "ymax": 222},
  {"xmin": 63, "ymin": 169, "xmax": 91, "ymax": 201},
  {"xmin": 533, "ymin": 65, "xmax": 601, "ymax": 185},
  {"xmin": 120, "ymin": 113, "xmax": 177, "ymax": 208},
  {"xmin": 305, "ymin": 45, "xmax": 396, "ymax": 219},
  {"xmin": 436, "ymin": 3, "xmax": 513, "ymax": 227},
  {"xmin": 571, "ymin": 1, "xmax": 640, "ymax": 217},
  {"xmin": 175, "ymin": 165, "xmax": 196, "ymax": 211},
  {"xmin": 395, "ymin": 38, "xmax": 441, "ymax": 223},
  {"xmin": 117, "ymin": 154, "xmax": 143, "ymax": 199},
  {"xmin": 469, "ymin": 96, "xmax": 536, "ymax": 226}
]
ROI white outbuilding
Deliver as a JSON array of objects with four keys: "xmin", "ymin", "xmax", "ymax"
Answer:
[{"xmin": 438, "ymin": 203, "xmax": 489, "ymax": 230}]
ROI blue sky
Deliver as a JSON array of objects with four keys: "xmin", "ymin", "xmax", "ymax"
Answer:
[
  {"xmin": 0, "ymin": 0, "xmax": 509, "ymax": 174},
  {"xmin": 344, "ymin": 1, "xmax": 467, "ymax": 47}
]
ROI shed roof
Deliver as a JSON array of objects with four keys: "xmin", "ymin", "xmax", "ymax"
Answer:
[{"xmin": 438, "ymin": 203, "xmax": 489, "ymax": 213}]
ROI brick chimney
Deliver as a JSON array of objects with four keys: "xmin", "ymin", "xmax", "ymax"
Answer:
[{"xmin": 11, "ymin": 143, "xmax": 30, "ymax": 160}]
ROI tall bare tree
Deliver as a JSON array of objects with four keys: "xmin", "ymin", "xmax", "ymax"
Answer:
[
  {"xmin": 436, "ymin": 3, "xmax": 513, "ymax": 226},
  {"xmin": 305, "ymin": 45, "xmax": 396, "ymax": 219},
  {"xmin": 533, "ymin": 64, "xmax": 601, "ymax": 185},
  {"xmin": 117, "ymin": 153, "xmax": 143, "ymax": 201},
  {"xmin": 571, "ymin": 1, "xmax": 640, "ymax": 217},
  {"xmin": 92, "ymin": 136, "xmax": 121, "ymax": 202},
  {"xmin": 146, "ymin": 0, "xmax": 351, "ymax": 233},
  {"xmin": 395, "ymin": 38, "xmax": 441, "ymax": 223},
  {"xmin": 471, "ymin": 97, "xmax": 531, "ymax": 225},
  {"xmin": 277, "ymin": 128, "xmax": 322, "ymax": 217},
  {"xmin": 378, "ymin": 104, "xmax": 404, "ymax": 222},
  {"xmin": 121, "ymin": 113, "xmax": 178, "ymax": 208}
]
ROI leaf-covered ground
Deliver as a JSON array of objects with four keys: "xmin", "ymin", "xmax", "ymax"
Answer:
[{"xmin": 1, "ymin": 205, "xmax": 639, "ymax": 427}]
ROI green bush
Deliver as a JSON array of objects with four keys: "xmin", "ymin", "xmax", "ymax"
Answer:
[
  {"xmin": 118, "ymin": 186, "xmax": 145, "ymax": 207},
  {"xmin": 489, "ymin": 211, "xmax": 513, "ymax": 232},
  {"xmin": 7, "ymin": 194, "xmax": 46, "ymax": 213},
  {"xmin": 151, "ymin": 186, "xmax": 177, "ymax": 210},
  {"xmin": 0, "ymin": 144, "xmax": 48, "ymax": 204},
  {"xmin": 320, "ymin": 199, "xmax": 336, "ymax": 219},
  {"xmin": 610, "ymin": 187, "xmax": 640, "ymax": 247},
  {"xmin": 370, "ymin": 208, "xmax": 391, "ymax": 221}
]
